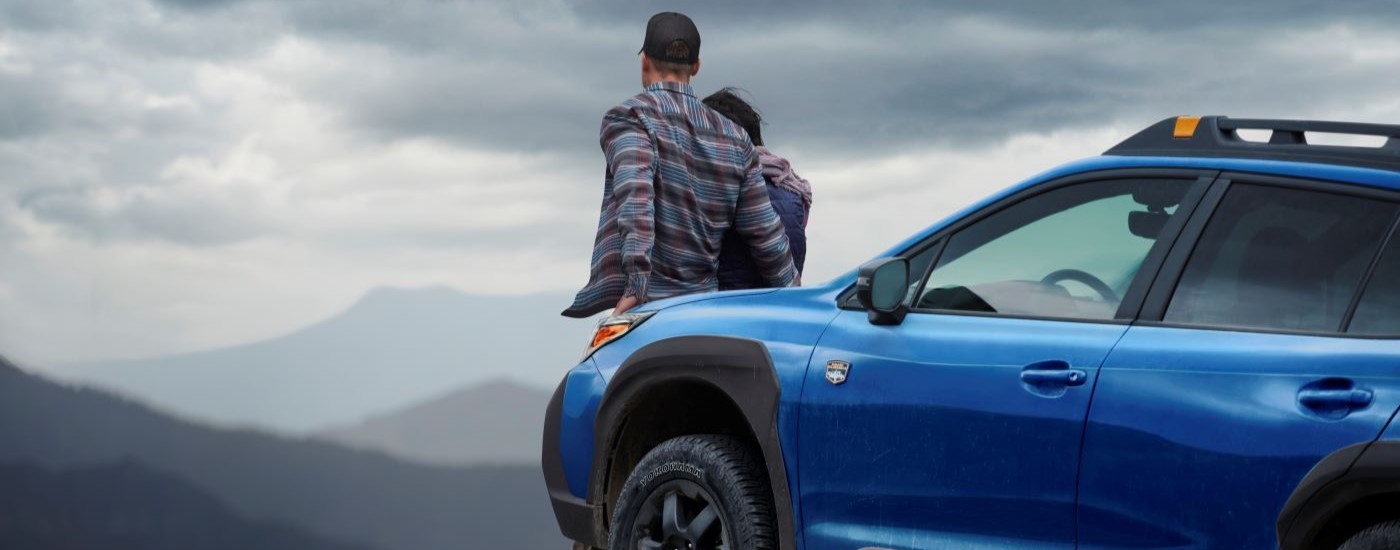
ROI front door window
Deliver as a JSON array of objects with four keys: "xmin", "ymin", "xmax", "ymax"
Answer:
[{"xmin": 917, "ymin": 179, "xmax": 1194, "ymax": 320}]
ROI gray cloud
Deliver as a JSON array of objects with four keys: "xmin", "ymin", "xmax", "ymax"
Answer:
[
  {"xmin": 182, "ymin": 0, "xmax": 1400, "ymax": 156},
  {"xmin": 569, "ymin": 0, "xmax": 1400, "ymax": 32},
  {"xmin": 152, "ymin": 0, "xmax": 244, "ymax": 10},
  {"xmin": 0, "ymin": 74, "xmax": 56, "ymax": 140},
  {"xmin": 22, "ymin": 186, "xmax": 270, "ymax": 246},
  {"xmin": 11, "ymin": 0, "xmax": 1399, "ymax": 158},
  {"xmin": 6, "ymin": 0, "xmax": 1400, "ymax": 367},
  {"xmin": 4, "ymin": 0, "xmax": 1400, "ymax": 248}
]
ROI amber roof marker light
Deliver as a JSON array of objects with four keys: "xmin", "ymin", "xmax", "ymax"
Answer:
[{"xmin": 1173, "ymin": 116, "xmax": 1202, "ymax": 139}]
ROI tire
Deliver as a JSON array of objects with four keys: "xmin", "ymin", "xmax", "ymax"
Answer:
[
  {"xmin": 609, "ymin": 435, "xmax": 776, "ymax": 550},
  {"xmin": 1339, "ymin": 520, "xmax": 1400, "ymax": 550}
]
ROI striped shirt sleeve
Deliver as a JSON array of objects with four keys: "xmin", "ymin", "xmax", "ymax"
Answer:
[{"xmin": 601, "ymin": 107, "xmax": 656, "ymax": 300}]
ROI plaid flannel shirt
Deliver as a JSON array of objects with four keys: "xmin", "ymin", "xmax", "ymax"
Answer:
[{"xmin": 563, "ymin": 82, "xmax": 796, "ymax": 318}]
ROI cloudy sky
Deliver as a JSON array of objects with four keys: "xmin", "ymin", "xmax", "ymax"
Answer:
[{"xmin": 3, "ymin": 0, "xmax": 1400, "ymax": 368}]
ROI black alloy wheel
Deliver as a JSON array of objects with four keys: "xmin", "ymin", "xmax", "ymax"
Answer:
[{"xmin": 630, "ymin": 478, "xmax": 727, "ymax": 549}]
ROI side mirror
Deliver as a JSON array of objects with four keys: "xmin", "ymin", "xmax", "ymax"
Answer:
[{"xmin": 856, "ymin": 258, "xmax": 910, "ymax": 326}]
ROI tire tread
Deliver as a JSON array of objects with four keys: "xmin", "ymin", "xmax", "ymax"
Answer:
[
  {"xmin": 610, "ymin": 434, "xmax": 776, "ymax": 550},
  {"xmin": 1339, "ymin": 519, "xmax": 1400, "ymax": 550}
]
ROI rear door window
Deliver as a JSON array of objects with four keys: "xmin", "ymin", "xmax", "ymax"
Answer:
[{"xmin": 1164, "ymin": 184, "xmax": 1397, "ymax": 333}]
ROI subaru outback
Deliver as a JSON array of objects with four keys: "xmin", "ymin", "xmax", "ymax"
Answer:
[{"xmin": 542, "ymin": 116, "xmax": 1400, "ymax": 550}]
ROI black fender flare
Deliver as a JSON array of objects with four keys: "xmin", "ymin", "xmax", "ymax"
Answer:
[
  {"xmin": 1277, "ymin": 440, "xmax": 1400, "ymax": 550},
  {"xmin": 589, "ymin": 335, "xmax": 796, "ymax": 550}
]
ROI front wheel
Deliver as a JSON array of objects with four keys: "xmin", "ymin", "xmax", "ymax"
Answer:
[
  {"xmin": 609, "ymin": 435, "xmax": 776, "ymax": 550},
  {"xmin": 1339, "ymin": 520, "xmax": 1400, "ymax": 550}
]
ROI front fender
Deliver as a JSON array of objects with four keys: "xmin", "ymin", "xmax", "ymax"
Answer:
[{"xmin": 591, "ymin": 335, "xmax": 797, "ymax": 550}]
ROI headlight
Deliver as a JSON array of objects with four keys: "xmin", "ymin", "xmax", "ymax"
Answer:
[{"xmin": 581, "ymin": 311, "xmax": 656, "ymax": 360}]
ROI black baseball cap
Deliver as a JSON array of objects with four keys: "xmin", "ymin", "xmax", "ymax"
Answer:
[{"xmin": 639, "ymin": 12, "xmax": 700, "ymax": 64}]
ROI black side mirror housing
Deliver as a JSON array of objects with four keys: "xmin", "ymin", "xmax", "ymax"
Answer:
[{"xmin": 856, "ymin": 258, "xmax": 910, "ymax": 326}]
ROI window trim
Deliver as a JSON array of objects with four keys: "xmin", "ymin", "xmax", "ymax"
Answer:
[
  {"xmin": 837, "ymin": 168, "xmax": 1220, "ymax": 325},
  {"xmin": 1342, "ymin": 215, "xmax": 1400, "ymax": 335},
  {"xmin": 1136, "ymin": 171, "xmax": 1400, "ymax": 339}
]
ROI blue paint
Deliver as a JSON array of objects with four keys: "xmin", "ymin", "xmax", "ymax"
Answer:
[
  {"xmin": 559, "ymin": 361, "xmax": 605, "ymax": 498},
  {"xmin": 799, "ymin": 311, "xmax": 1124, "ymax": 549},
  {"xmin": 548, "ymin": 151, "xmax": 1400, "ymax": 548},
  {"xmin": 1382, "ymin": 411, "xmax": 1400, "ymax": 441},
  {"xmin": 1080, "ymin": 327, "xmax": 1400, "ymax": 549}
]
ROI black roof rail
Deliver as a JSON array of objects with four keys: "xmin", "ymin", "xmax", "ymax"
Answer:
[{"xmin": 1105, "ymin": 116, "xmax": 1400, "ymax": 172}]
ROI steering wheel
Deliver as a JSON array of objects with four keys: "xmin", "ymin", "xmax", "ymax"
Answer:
[{"xmin": 1040, "ymin": 269, "xmax": 1119, "ymax": 303}]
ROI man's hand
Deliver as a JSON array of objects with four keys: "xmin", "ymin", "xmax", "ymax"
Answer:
[{"xmin": 613, "ymin": 296, "xmax": 641, "ymax": 316}]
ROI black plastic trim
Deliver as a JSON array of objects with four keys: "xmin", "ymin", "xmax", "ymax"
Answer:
[
  {"xmin": 542, "ymin": 377, "xmax": 602, "ymax": 546},
  {"xmin": 1278, "ymin": 440, "xmax": 1400, "ymax": 550},
  {"xmin": 1137, "ymin": 177, "xmax": 1230, "ymax": 321},
  {"xmin": 1106, "ymin": 116, "xmax": 1400, "ymax": 172},
  {"xmin": 1218, "ymin": 171, "xmax": 1400, "ymax": 204},
  {"xmin": 1110, "ymin": 175, "xmax": 1215, "ymax": 320},
  {"xmin": 590, "ymin": 336, "xmax": 797, "ymax": 550},
  {"xmin": 1342, "ymin": 217, "xmax": 1400, "ymax": 333},
  {"xmin": 1131, "ymin": 320, "xmax": 1400, "ymax": 341},
  {"xmin": 905, "ymin": 239, "xmax": 949, "ymax": 310}
]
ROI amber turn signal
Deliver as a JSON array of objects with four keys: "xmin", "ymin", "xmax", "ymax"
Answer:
[
  {"xmin": 590, "ymin": 324, "xmax": 629, "ymax": 349},
  {"xmin": 581, "ymin": 311, "xmax": 656, "ymax": 361}
]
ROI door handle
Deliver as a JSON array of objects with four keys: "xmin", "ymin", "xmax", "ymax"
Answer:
[
  {"xmin": 1020, "ymin": 369, "xmax": 1088, "ymax": 387},
  {"xmin": 1298, "ymin": 388, "xmax": 1373, "ymax": 408},
  {"xmin": 1297, "ymin": 379, "xmax": 1374, "ymax": 420}
]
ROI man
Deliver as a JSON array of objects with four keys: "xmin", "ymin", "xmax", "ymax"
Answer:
[{"xmin": 563, "ymin": 12, "xmax": 796, "ymax": 319}]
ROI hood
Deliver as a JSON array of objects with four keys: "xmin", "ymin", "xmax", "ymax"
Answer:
[{"xmin": 633, "ymin": 288, "xmax": 781, "ymax": 313}]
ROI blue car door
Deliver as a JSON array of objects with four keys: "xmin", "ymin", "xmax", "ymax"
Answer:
[
  {"xmin": 1078, "ymin": 176, "xmax": 1400, "ymax": 549},
  {"xmin": 798, "ymin": 173, "xmax": 1208, "ymax": 550}
]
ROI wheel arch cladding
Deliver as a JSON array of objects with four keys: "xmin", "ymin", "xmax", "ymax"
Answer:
[
  {"xmin": 592, "ymin": 335, "xmax": 798, "ymax": 550},
  {"xmin": 1278, "ymin": 440, "xmax": 1400, "ymax": 550}
]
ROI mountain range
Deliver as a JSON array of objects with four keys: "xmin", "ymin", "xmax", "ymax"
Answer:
[
  {"xmin": 0, "ymin": 355, "xmax": 564, "ymax": 550},
  {"xmin": 317, "ymin": 379, "xmax": 551, "ymax": 466},
  {"xmin": 0, "ymin": 460, "xmax": 372, "ymax": 550},
  {"xmin": 49, "ymin": 286, "xmax": 589, "ymax": 432}
]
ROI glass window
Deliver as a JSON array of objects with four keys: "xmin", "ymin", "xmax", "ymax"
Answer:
[
  {"xmin": 916, "ymin": 179, "xmax": 1193, "ymax": 320},
  {"xmin": 1349, "ymin": 225, "xmax": 1400, "ymax": 335},
  {"xmin": 1165, "ymin": 184, "xmax": 1396, "ymax": 333}
]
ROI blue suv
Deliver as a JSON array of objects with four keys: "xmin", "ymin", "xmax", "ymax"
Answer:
[{"xmin": 542, "ymin": 117, "xmax": 1400, "ymax": 550}]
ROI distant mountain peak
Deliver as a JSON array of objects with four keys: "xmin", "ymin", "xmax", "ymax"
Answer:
[
  {"xmin": 316, "ymin": 379, "xmax": 551, "ymax": 466},
  {"xmin": 359, "ymin": 285, "xmax": 466, "ymax": 301},
  {"xmin": 50, "ymin": 286, "xmax": 578, "ymax": 433}
]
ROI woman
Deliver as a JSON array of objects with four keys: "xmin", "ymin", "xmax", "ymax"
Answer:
[{"xmin": 703, "ymin": 88, "xmax": 813, "ymax": 289}]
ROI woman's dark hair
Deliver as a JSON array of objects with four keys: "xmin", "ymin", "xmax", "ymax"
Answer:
[{"xmin": 703, "ymin": 87, "xmax": 764, "ymax": 146}]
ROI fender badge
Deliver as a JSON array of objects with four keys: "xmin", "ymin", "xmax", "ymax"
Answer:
[{"xmin": 825, "ymin": 360, "xmax": 850, "ymax": 385}]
